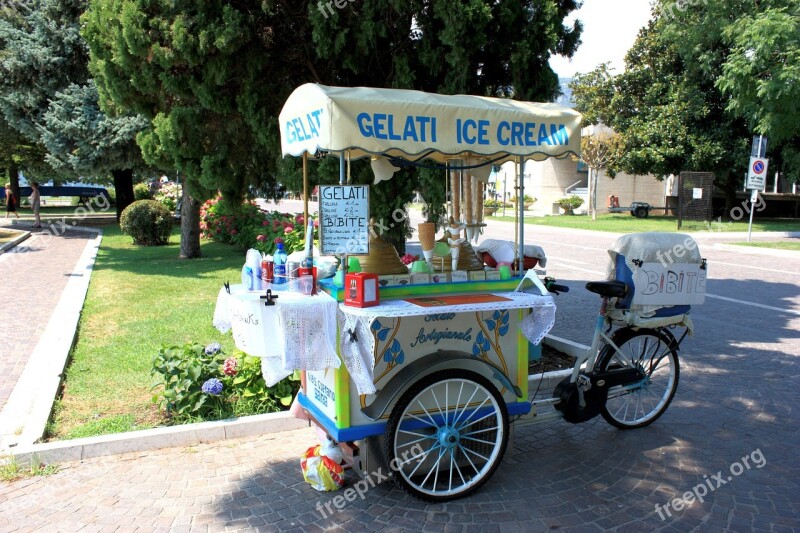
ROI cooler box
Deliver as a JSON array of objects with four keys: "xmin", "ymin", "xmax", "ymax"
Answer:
[{"xmin": 606, "ymin": 232, "xmax": 706, "ymax": 328}]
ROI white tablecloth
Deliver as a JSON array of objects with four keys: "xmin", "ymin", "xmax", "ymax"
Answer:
[
  {"xmin": 213, "ymin": 285, "xmax": 339, "ymax": 386},
  {"xmin": 214, "ymin": 287, "xmax": 556, "ymax": 395}
]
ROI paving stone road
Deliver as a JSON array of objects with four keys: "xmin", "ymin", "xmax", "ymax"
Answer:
[
  {"xmin": 0, "ymin": 224, "xmax": 96, "ymax": 410},
  {"xmin": 1, "ymin": 210, "xmax": 799, "ymax": 532}
]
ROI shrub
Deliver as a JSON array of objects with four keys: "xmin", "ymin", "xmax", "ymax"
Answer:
[
  {"xmin": 484, "ymin": 199, "xmax": 504, "ymax": 208},
  {"xmin": 199, "ymin": 195, "xmax": 313, "ymax": 255},
  {"xmin": 511, "ymin": 194, "xmax": 536, "ymax": 204},
  {"xmin": 133, "ymin": 182, "xmax": 154, "ymax": 200},
  {"xmin": 557, "ymin": 195, "xmax": 585, "ymax": 215},
  {"xmin": 120, "ymin": 200, "xmax": 173, "ymax": 245},
  {"xmin": 151, "ymin": 342, "xmax": 300, "ymax": 423}
]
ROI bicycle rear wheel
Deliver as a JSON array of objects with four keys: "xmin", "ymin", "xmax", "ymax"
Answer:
[{"xmin": 596, "ymin": 328, "xmax": 679, "ymax": 429}]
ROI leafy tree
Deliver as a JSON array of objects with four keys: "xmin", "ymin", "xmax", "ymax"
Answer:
[
  {"xmin": 716, "ymin": 2, "xmax": 800, "ymax": 182},
  {"xmin": 0, "ymin": 0, "xmax": 144, "ymax": 219},
  {"xmin": 83, "ymin": 0, "xmax": 314, "ymax": 257},
  {"xmin": 85, "ymin": 0, "xmax": 582, "ymax": 256},
  {"xmin": 0, "ymin": 112, "xmax": 57, "ymax": 198},
  {"xmin": 571, "ymin": 18, "xmax": 752, "ymax": 211},
  {"xmin": 306, "ymin": 0, "xmax": 583, "ymax": 249},
  {"xmin": 579, "ymin": 129, "xmax": 621, "ymax": 220},
  {"xmin": 40, "ymin": 81, "xmax": 151, "ymax": 216}
]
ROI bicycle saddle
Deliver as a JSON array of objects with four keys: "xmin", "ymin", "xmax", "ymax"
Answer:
[{"xmin": 585, "ymin": 280, "xmax": 628, "ymax": 298}]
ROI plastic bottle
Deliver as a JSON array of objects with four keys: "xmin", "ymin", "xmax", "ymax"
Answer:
[{"xmin": 273, "ymin": 242, "xmax": 288, "ymax": 287}]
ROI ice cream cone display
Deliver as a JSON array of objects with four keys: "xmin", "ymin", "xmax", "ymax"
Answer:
[
  {"xmin": 450, "ymin": 170, "xmax": 461, "ymax": 221},
  {"xmin": 358, "ymin": 218, "xmax": 409, "ymax": 275},
  {"xmin": 465, "ymin": 225, "xmax": 475, "ymax": 242},
  {"xmin": 432, "ymin": 216, "xmax": 482, "ymax": 271},
  {"xmin": 418, "ymin": 222, "xmax": 437, "ymax": 269},
  {"xmin": 464, "ymin": 172, "xmax": 473, "ymax": 241},
  {"xmin": 434, "ymin": 237, "xmax": 484, "ymax": 271}
]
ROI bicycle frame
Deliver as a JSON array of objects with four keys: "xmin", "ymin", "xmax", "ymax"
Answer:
[
  {"xmin": 522, "ymin": 293, "xmax": 684, "ymax": 424},
  {"xmin": 569, "ymin": 296, "xmax": 621, "ymax": 383}
]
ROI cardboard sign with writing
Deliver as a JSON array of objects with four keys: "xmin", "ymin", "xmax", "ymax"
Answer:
[
  {"xmin": 630, "ymin": 262, "xmax": 707, "ymax": 306},
  {"xmin": 318, "ymin": 185, "xmax": 370, "ymax": 255}
]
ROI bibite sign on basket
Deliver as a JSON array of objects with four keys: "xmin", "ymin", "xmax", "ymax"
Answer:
[{"xmin": 605, "ymin": 232, "xmax": 706, "ymax": 330}]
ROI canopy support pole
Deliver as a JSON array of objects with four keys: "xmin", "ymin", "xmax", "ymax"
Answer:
[
  {"xmin": 303, "ymin": 153, "xmax": 309, "ymax": 230},
  {"xmin": 339, "ymin": 153, "xmax": 345, "ymax": 185},
  {"xmin": 517, "ymin": 156, "xmax": 525, "ymax": 274}
]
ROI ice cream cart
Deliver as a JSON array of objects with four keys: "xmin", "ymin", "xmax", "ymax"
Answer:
[{"xmin": 217, "ymin": 84, "xmax": 701, "ymax": 502}]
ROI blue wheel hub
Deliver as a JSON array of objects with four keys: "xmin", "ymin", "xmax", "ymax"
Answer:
[{"xmin": 437, "ymin": 426, "xmax": 460, "ymax": 449}]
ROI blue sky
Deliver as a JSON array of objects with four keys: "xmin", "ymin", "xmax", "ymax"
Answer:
[{"xmin": 549, "ymin": 0, "xmax": 654, "ymax": 77}]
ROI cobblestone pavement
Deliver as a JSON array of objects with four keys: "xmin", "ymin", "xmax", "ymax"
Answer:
[
  {"xmin": 0, "ymin": 224, "xmax": 96, "ymax": 409},
  {"xmin": 1, "ymin": 213, "xmax": 799, "ymax": 531}
]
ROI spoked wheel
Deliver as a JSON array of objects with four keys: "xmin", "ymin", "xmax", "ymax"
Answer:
[
  {"xmin": 596, "ymin": 328, "xmax": 680, "ymax": 429},
  {"xmin": 384, "ymin": 370, "xmax": 509, "ymax": 502}
]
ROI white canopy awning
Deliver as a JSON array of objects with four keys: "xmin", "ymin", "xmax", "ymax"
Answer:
[{"xmin": 279, "ymin": 84, "xmax": 581, "ymax": 166}]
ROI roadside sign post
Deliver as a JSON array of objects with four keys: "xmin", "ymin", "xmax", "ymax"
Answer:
[{"xmin": 746, "ymin": 136, "xmax": 768, "ymax": 243}]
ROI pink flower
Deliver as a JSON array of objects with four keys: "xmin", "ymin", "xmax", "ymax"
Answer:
[
  {"xmin": 400, "ymin": 253, "xmax": 416, "ymax": 265},
  {"xmin": 284, "ymin": 226, "xmax": 294, "ymax": 234},
  {"xmin": 262, "ymin": 220, "xmax": 269, "ymax": 226},
  {"xmin": 295, "ymin": 214, "xmax": 304, "ymax": 225},
  {"xmin": 257, "ymin": 234, "xmax": 266, "ymax": 242},
  {"xmin": 313, "ymin": 219, "xmax": 319, "ymax": 228},
  {"xmin": 223, "ymin": 357, "xmax": 238, "ymax": 377},
  {"xmin": 231, "ymin": 229, "xmax": 238, "ymax": 235},
  {"xmin": 274, "ymin": 237, "xmax": 284, "ymax": 245}
]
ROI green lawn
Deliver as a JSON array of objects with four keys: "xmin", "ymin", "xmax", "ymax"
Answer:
[
  {"xmin": 48, "ymin": 225, "xmax": 244, "ymax": 440},
  {"xmin": 489, "ymin": 213, "xmax": 800, "ymax": 233},
  {"xmin": 0, "ymin": 228, "xmax": 24, "ymax": 245},
  {"xmin": 730, "ymin": 240, "xmax": 800, "ymax": 251}
]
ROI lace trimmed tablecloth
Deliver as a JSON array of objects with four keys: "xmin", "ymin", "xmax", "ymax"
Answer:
[
  {"xmin": 213, "ymin": 285, "xmax": 339, "ymax": 386},
  {"xmin": 338, "ymin": 292, "xmax": 556, "ymax": 393}
]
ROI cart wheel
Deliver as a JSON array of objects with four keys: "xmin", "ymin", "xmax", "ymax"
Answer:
[
  {"xmin": 633, "ymin": 206, "xmax": 648, "ymax": 218},
  {"xmin": 596, "ymin": 328, "xmax": 679, "ymax": 429},
  {"xmin": 383, "ymin": 370, "xmax": 509, "ymax": 502}
]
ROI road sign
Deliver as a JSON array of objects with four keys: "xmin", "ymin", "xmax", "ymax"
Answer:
[
  {"xmin": 751, "ymin": 135, "xmax": 767, "ymax": 158},
  {"xmin": 746, "ymin": 156, "xmax": 768, "ymax": 191}
]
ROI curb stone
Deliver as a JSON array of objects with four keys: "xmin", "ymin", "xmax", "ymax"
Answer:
[
  {"xmin": 0, "ymin": 229, "xmax": 31, "ymax": 254},
  {"xmin": 2, "ymin": 411, "xmax": 310, "ymax": 467}
]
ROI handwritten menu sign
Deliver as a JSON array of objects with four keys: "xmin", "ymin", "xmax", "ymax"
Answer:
[{"xmin": 319, "ymin": 185, "xmax": 370, "ymax": 255}]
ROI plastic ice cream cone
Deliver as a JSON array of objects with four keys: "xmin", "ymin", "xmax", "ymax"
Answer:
[
  {"xmin": 418, "ymin": 223, "xmax": 436, "ymax": 251},
  {"xmin": 422, "ymin": 248, "xmax": 434, "ymax": 269}
]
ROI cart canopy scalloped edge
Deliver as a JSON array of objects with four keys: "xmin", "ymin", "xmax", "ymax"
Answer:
[{"xmin": 279, "ymin": 83, "xmax": 582, "ymax": 165}]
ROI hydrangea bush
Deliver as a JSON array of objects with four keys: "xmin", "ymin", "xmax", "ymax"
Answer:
[
  {"xmin": 151, "ymin": 342, "xmax": 300, "ymax": 423},
  {"xmin": 154, "ymin": 182, "xmax": 181, "ymax": 212},
  {"xmin": 199, "ymin": 195, "xmax": 316, "ymax": 255}
]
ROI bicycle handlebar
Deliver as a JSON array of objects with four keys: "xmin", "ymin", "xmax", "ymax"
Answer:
[{"xmin": 544, "ymin": 278, "xmax": 570, "ymax": 295}]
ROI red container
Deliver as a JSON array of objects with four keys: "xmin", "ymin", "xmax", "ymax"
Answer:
[
  {"xmin": 261, "ymin": 260, "xmax": 274, "ymax": 284},
  {"xmin": 344, "ymin": 273, "xmax": 380, "ymax": 308},
  {"xmin": 298, "ymin": 266, "xmax": 317, "ymax": 295}
]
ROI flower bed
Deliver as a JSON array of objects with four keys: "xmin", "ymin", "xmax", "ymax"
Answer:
[
  {"xmin": 152, "ymin": 342, "xmax": 300, "ymax": 423},
  {"xmin": 200, "ymin": 196, "xmax": 316, "ymax": 255}
]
